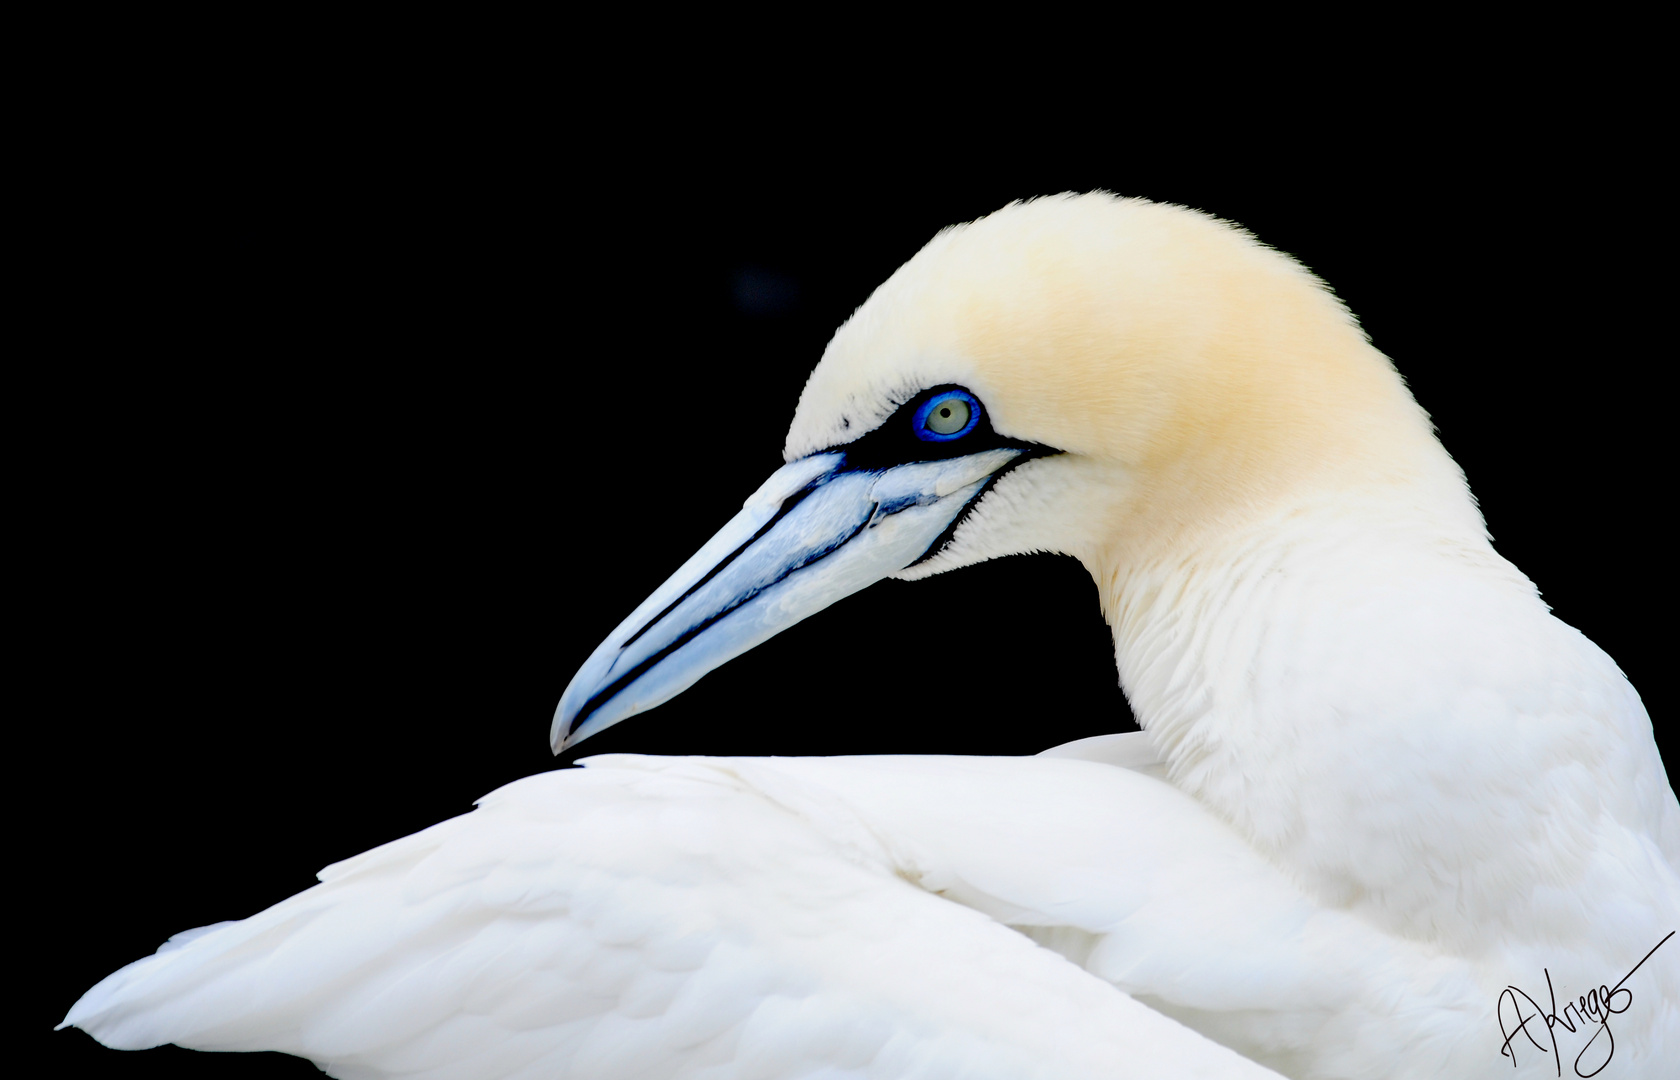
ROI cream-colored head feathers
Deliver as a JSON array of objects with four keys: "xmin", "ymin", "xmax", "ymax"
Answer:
[{"xmin": 787, "ymin": 194, "xmax": 1484, "ymax": 589}]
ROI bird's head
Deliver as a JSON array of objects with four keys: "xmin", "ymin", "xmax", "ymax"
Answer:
[{"xmin": 554, "ymin": 193, "xmax": 1473, "ymax": 751}]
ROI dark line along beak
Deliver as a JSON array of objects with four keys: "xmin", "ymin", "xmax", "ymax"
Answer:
[{"xmin": 552, "ymin": 447, "xmax": 1027, "ymax": 751}]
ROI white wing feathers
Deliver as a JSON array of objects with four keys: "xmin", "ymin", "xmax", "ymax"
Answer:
[
  {"xmin": 697, "ymin": 754, "xmax": 1490, "ymax": 1078},
  {"xmin": 1034, "ymin": 731, "xmax": 1167, "ymax": 778},
  {"xmin": 65, "ymin": 756, "xmax": 1281, "ymax": 1079}
]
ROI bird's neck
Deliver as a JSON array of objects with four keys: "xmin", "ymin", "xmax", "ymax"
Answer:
[{"xmin": 1102, "ymin": 492, "xmax": 1674, "ymax": 952}]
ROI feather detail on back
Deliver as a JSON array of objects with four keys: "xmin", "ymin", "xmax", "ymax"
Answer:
[{"xmin": 65, "ymin": 759, "xmax": 1282, "ymax": 1080}]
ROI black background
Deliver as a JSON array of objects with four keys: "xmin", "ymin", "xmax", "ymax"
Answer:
[{"xmin": 29, "ymin": 34, "xmax": 1670, "ymax": 1078}]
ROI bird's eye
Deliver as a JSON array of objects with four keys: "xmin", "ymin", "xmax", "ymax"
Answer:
[{"xmin": 913, "ymin": 390, "xmax": 980, "ymax": 442}]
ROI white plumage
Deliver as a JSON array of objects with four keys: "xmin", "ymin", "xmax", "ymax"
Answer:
[
  {"xmin": 69, "ymin": 754, "xmax": 1281, "ymax": 1078},
  {"xmin": 63, "ymin": 194, "xmax": 1679, "ymax": 1078}
]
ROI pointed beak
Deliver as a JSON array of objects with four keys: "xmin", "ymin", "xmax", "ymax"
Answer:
[{"xmin": 552, "ymin": 446, "xmax": 1027, "ymax": 751}]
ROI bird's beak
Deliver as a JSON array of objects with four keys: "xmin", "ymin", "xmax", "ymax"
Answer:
[{"xmin": 553, "ymin": 447, "xmax": 1027, "ymax": 751}]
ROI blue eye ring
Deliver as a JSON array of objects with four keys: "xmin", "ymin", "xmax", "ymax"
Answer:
[{"xmin": 912, "ymin": 389, "xmax": 981, "ymax": 442}]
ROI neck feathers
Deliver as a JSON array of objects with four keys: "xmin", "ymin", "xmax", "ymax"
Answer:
[{"xmin": 1105, "ymin": 496, "xmax": 1675, "ymax": 950}]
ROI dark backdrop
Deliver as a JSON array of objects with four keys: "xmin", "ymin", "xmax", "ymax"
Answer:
[{"xmin": 32, "ymin": 51, "xmax": 1668, "ymax": 1078}]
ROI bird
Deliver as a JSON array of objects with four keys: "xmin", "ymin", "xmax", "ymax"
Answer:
[{"xmin": 61, "ymin": 193, "xmax": 1679, "ymax": 1078}]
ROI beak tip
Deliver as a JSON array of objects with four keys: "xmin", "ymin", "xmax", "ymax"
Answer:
[
  {"xmin": 551, "ymin": 667, "xmax": 600, "ymax": 754},
  {"xmin": 549, "ymin": 707, "xmax": 576, "ymax": 756}
]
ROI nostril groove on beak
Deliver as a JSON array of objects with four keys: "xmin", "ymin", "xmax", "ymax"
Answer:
[
  {"xmin": 569, "ymin": 493, "xmax": 877, "ymax": 739},
  {"xmin": 621, "ymin": 481, "xmax": 827, "ymax": 652}
]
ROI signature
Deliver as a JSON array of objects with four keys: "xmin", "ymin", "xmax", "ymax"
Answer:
[{"xmin": 1497, "ymin": 930, "xmax": 1673, "ymax": 1077}]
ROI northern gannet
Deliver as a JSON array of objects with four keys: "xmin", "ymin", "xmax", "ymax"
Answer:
[{"xmin": 61, "ymin": 194, "xmax": 1679, "ymax": 1078}]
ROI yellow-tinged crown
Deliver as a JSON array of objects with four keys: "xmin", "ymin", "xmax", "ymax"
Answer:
[{"xmin": 787, "ymin": 193, "xmax": 1480, "ymax": 573}]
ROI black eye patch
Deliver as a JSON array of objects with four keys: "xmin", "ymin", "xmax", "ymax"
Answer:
[{"xmin": 823, "ymin": 385, "xmax": 1050, "ymax": 472}]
